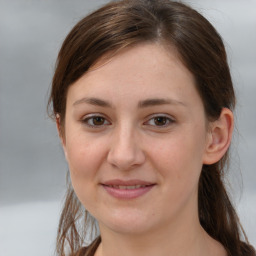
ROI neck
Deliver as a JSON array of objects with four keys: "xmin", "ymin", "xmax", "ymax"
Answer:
[{"xmin": 95, "ymin": 210, "xmax": 226, "ymax": 256}]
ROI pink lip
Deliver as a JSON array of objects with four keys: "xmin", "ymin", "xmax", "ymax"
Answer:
[
  {"xmin": 101, "ymin": 179, "xmax": 156, "ymax": 200},
  {"xmin": 102, "ymin": 179, "xmax": 154, "ymax": 186}
]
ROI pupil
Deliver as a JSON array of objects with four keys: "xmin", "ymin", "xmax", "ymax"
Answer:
[
  {"xmin": 93, "ymin": 117, "xmax": 104, "ymax": 125},
  {"xmin": 154, "ymin": 117, "xmax": 166, "ymax": 126}
]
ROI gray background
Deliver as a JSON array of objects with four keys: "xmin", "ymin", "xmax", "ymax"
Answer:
[{"xmin": 0, "ymin": 0, "xmax": 255, "ymax": 255}]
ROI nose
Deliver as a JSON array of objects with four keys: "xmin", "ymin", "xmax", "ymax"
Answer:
[{"xmin": 107, "ymin": 124, "xmax": 146, "ymax": 170}]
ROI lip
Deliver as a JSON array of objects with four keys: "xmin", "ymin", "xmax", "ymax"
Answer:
[
  {"xmin": 101, "ymin": 179, "xmax": 156, "ymax": 200},
  {"xmin": 102, "ymin": 179, "xmax": 154, "ymax": 186}
]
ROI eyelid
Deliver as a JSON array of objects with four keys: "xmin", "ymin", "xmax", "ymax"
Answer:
[
  {"xmin": 81, "ymin": 113, "xmax": 111, "ymax": 128},
  {"xmin": 143, "ymin": 113, "xmax": 175, "ymax": 127}
]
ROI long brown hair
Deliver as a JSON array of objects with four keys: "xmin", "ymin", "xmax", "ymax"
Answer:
[{"xmin": 48, "ymin": 1, "xmax": 256, "ymax": 255}]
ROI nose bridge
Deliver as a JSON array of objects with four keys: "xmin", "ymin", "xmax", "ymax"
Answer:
[{"xmin": 107, "ymin": 121, "xmax": 145, "ymax": 170}]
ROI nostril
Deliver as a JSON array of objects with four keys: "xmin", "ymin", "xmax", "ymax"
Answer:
[{"xmin": 107, "ymin": 143, "xmax": 145, "ymax": 170}]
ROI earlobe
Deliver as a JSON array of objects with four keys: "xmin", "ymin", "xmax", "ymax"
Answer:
[
  {"xmin": 203, "ymin": 108, "xmax": 234, "ymax": 165},
  {"xmin": 56, "ymin": 114, "xmax": 63, "ymax": 141},
  {"xmin": 56, "ymin": 114, "xmax": 68, "ymax": 159}
]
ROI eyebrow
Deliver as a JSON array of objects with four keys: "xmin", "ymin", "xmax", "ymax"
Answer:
[
  {"xmin": 73, "ymin": 97, "xmax": 112, "ymax": 108},
  {"xmin": 73, "ymin": 97, "xmax": 186, "ymax": 108},
  {"xmin": 138, "ymin": 98, "xmax": 186, "ymax": 108}
]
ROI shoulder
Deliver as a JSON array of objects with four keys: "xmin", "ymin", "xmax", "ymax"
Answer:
[{"xmin": 74, "ymin": 237, "xmax": 101, "ymax": 256}]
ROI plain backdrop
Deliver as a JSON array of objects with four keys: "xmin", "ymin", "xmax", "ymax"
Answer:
[{"xmin": 0, "ymin": 0, "xmax": 255, "ymax": 255}]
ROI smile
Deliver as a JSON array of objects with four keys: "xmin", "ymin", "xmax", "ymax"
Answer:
[
  {"xmin": 101, "ymin": 180, "xmax": 155, "ymax": 199},
  {"xmin": 106, "ymin": 185, "xmax": 148, "ymax": 189}
]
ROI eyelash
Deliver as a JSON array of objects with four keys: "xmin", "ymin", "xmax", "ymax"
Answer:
[
  {"xmin": 81, "ymin": 114, "xmax": 175, "ymax": 129},
  {"xmin": 144, "ymin": 114, "xmax": 175, "ymax": 128},
  {"xmin": 81, "ymin": 114, "xmax": 111, "ymax": 128}
]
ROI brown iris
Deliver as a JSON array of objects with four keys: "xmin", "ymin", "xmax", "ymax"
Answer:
[
  {"xmin": 154, "ymin": 116, "xmax": 167, "ymax": 126},
  {"xmin": 92, "ymin": 116, "xmax": 105, "ymax": 125}
]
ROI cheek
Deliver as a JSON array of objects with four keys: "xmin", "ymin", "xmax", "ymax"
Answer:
[
  {"xmin": 150, "ymin": 135, "xmax": 204, "ymax": 218},
  {"xmin": 65, "ymin": 132, "xmax": 107, "ymax": 179},
  {"xmin": 65, "ymin": 135, "xmax": 108, "ymax": 206},
  {"xmin": 150, "ymin": 128, "xmax": 206, "ymax": 188}
]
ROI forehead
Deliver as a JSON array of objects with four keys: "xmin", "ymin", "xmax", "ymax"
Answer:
[{"xmin": 66, "ymin": 43, "xmax": 198, "ymax": 106}]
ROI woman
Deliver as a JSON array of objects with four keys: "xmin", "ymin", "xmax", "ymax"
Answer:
[{"xmin": 48, "ymin": 0, "xmax": 255, "ymax": 255}]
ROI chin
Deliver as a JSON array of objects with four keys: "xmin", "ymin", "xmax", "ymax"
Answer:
[
  {"xmin": 102, "ymin": 221, "xmax": 152, "ymax": 235},
  {"xmin": 97, "ymin": 208, "xmax": 158, "ymax": 235}
]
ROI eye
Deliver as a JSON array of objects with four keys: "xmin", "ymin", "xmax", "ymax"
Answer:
[
  {"xmin": 145, "ymin": 115, "xmax": 174, "ymax": 127},
  {"xmin": 82, "ymin": 115, "xmax": 111, "ymax": 128}
]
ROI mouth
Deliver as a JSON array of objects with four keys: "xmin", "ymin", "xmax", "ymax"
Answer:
[
  {"xmin": 105, "ymin": 184, "xmax": 150, "ymax": 189},
  {"xmin": 101, "ymin": 179, "xmax": 156, "ymax": 199}
]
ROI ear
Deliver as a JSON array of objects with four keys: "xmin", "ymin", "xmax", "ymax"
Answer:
[
  {"xmin": 203, "ymin": 108, "xmax": 234, "ymax": 165},
  {"xmin": 56, "ymin": 114, "xmax": 68, "ymax": 159}
]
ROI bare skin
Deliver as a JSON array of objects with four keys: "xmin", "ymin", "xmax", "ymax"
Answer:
[
  {"xmin": 94, "ymin": 221, "xmax": 227, "ymax": 256},
  {"xmin": 60, "ymin": 43, "xmax": 232, "ymax": 256}
]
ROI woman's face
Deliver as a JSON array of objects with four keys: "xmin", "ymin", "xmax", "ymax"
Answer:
[{"xmin": 62, "ymin": 43, "xmax": 212, "ymax": 235}]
